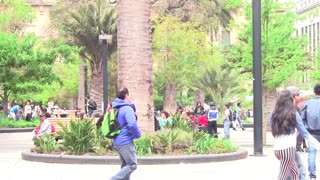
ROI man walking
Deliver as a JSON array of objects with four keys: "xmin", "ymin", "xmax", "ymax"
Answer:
[
  {"xmin": 301, "ymin": 84, "xmax": 320, "ymax": 180},
  {"xmin": 287, "ymin": 86, "xmax": 306, "ymax": 180},
  {"xmin": 110, "ymin": 87, "xmax": 141, "ymax": 180}
]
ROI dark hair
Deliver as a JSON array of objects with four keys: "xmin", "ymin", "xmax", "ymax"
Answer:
[
  {"xmin": 86, "ymin": 96, "xmax": 90, "ymax": 99},
  {"xmin": 41, "ymin": 112, "xmax": 51, "ymax": 118},
  {"xmin": 117, "ymin": 87, "xmax": 129, "ymax": 100},
  {"xmin": 225, "ymin": 104, "xmax": 229, "ymax": 108},
  {"xmin": 314, "ymin": 84, "xmax": 320, "ymax": 95},
  {"xmin": 237, "ymin": 103, "xmax": 241, "ymax": 107},
  {"xmin": 271, "ymin": 90, "xmax": 296, "ymax": 137},
  {"xmin": 161, "ymin": 111, "xmax": 170, "ymax": 119}
]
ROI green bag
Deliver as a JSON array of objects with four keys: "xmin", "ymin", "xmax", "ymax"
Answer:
[{"xmin": 101, "ymin": 108, "xmax": 121, "ymax": 139}]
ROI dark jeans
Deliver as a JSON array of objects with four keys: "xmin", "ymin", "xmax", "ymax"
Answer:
[{"xmin": 207, "ymin": 121, "xmax": 218, "ymax": 138}]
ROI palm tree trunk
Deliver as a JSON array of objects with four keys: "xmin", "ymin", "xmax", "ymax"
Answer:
[
  {"xmin": 77, "ymin": 64, "xmax": 86, "ymax": 112},
  {"xmin": 117, "ymin": 0, "xmax": 154, "ymax": 133},
  {"xmin": 194, "ymin": 89, "xmax": 205, "ymax": 107},
  {"xmin": 163, "ymin": 82, "xmax": 177, "ymax": 114}
]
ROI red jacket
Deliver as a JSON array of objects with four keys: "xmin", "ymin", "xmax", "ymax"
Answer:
[{"xmin": 197, "ymin": 115, "xmax": 208, "ymax": 127}]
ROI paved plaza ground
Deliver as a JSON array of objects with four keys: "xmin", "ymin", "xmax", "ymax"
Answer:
[{"xmin": 0, "ymin": 128, "xmax": 319, "ymax": 180}]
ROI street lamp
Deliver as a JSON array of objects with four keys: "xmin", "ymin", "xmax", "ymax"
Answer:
[{"xmin": 99, "ymin": 33, "xmax": 112, "ymax": 113}]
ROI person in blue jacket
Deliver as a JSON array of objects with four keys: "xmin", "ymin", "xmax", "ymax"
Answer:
[{"xmin": 110, "ymin": 87, "xmax": 141, "ymax": 180}]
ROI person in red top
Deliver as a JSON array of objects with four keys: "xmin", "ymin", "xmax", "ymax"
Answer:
[{"xmin": 197, "ymin": 114, "xmax": 208, "ymax": 132}]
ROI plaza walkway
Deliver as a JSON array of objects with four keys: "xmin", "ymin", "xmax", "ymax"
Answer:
[{"xmin": 0, "ymin": 128, "xmax": 317, "ymax": 180}]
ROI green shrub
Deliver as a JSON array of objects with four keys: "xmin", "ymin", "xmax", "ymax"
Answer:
[
  {"xmin": 58, "ymin": 119, "xmax": 94, "ymax": 155},
  {"xmin": 134, "ymin": 136, "xmax": 153, "ymax": 156},
  {"xmin": 90, "ymin": 127, "xmax": 111, "ymax": 154},
  {"xmin": 32, "ymin": 134, "xmax": 61, "ymax": 153},
  {"xmin": 0, "ymin": 114, "xmax": 40, "ymax": 128}
]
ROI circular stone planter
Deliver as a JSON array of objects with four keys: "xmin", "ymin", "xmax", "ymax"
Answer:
[
  {"xmin": 0, "ymin": 127, "xmax": 35, "ymax": 133},
  {"xmin": 21, "ymin": 148, "xmax": 248, "ymax": 165}
]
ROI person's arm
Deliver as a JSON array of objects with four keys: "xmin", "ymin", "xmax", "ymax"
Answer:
[
  {"xmin": 296, "ymin": 112, "xmax": 320, "ymax": 150},
  {"xmin": 124, "ymin": 107, "xmax": 141, "ymax": 138}
]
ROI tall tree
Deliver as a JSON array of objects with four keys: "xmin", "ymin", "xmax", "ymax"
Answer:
[
  {"xmin": 226, "ymin": 0, "xmax": 307, "ymax": 143},
  {"xmin": 117, "ymin": 0, "xmax": 154, "ymax": 133},
  {"xmin": 0, "ymin": 32, "xmax": 78, "ymax": 111},
  {"xmin": 153, "ymin": 16, "xmax": 212, "ymax": 113},
  {"xmin": 52, "ymin": 0, "xmax": 117, "ymax": 115}
]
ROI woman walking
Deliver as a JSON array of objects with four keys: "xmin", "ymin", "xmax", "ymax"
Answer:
[{"xmin": 270, "ymin": 90, "xmax": 320, "ymax": 180}]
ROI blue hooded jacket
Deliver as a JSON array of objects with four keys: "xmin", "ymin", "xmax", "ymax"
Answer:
[{"xmin": 112, "ymin": 98, "xmax": 141, "ymax": 146}]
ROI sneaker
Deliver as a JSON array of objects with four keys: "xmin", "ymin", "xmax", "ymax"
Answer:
[
  {"xmin": 233, "ymin": 128, "xmax": 237, "ymax": 131},
  {"xmin": 242, "ymin": 128, "xmax": 246, "ymax": 131}
]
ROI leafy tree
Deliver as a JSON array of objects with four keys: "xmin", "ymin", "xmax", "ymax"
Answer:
[
  {"xmin": 0, "ymin": 32, "xmax": 79, "ymax": 111},
  {"xmin": 51, "ymin": 0, "xmax": 117, "ymax": 114},
  {"xmin": 153, "ymin": 16, "xmax": 212, "ymax": 113},
  {"xmin": 0, "ymin": 0, "xmax": 34, "ymax": 32},
  {"xmin": 225, "ymin": 0, "xmax": 307, "ymax": 142}
]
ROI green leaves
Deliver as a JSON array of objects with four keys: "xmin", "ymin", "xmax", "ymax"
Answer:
[
  {"xmin": 58, "ymin": 119, "xmax": 95, "ymax": 155},
  {"xmin": 226, "ymin": 0, "xmax": 306, "ymax": 89}
]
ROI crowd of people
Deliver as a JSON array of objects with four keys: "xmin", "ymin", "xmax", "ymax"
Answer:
[{"xmin": 155, "ymin": 101, "xmax": 248, "ymax": 139}]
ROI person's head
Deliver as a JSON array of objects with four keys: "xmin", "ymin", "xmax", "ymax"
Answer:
[
  {"xmin": 287, "ymin": 86, "xmax": 301, "ymax": 104},
  {"xmin": 209, "ymin": 102, "xmax": 215, "ymax": 107},
  {"xmin": 26, "ymin": 100, "xmax": 31, "ymax": 105},
  {"xmin": 86, "ymin": 96, "xmax": 90, "ymax": 100},
  {"xmin": 314, "ymin": 84, "xmax": 320, "ymax": 96},
  {"xmin": 161, "ymin": 111, "xmax": 170, "ymax": 119},
  {"xmin": 117, "ymin": 87, "xmax": 132, "ymax": 102},
  {"xmin": 196, "ymin": 102, "xmax": 201, "ymax": 106},
  {"xmin": 237, "ymin": 103, "xmax": 241, "ymax": 107},
  {"xmin": 271, "ymin": 90, "xmax": 297, "ymax": 137},
  {"xmin": 224, "ymin": 104, "xmax": 229, "ymax": 109},
  {"xmin": 40, "ymin": 112, "xmax": 51, "ymax": 121}
]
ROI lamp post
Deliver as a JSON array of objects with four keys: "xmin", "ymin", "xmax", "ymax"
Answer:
[
  {"xmin": 252, "ymin": 0, "xmax": 263, "ymax": 156},
  {"xmin": 99, "ymin": 33, "xmax": 112, "ymax": 113}
]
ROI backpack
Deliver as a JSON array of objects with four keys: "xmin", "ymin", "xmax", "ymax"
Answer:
[
  {"xmin": 101, "ymin": 107, "xmax": 121, "ymax": 139},
  {"xmin": 228, "ymin": 109, "xmax": 233, "ymax": 121},
  {"xmin": 208, "ymin": 109, "xmax": 218, "ymax": 121},
  {"xmin": 89, "ymin": 100, "xmax": 97, "ymax": 110}
]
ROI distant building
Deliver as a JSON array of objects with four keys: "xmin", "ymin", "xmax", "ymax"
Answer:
[
  {"xmin": 295, "ymin": 0, "xmax": 320, "ymax": 82},
  {"xmin": 24, "ymin": 0, "xmax": 55, "ymax": 39}
]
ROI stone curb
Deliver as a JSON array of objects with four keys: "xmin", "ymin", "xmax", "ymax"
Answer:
[
  {"xmin": 21, "ymin": 148, "xmax": 248, "ymax": 165},
  {"xmin": 0, "ymin": 128, "xmax": 35, "ymax": 133}
]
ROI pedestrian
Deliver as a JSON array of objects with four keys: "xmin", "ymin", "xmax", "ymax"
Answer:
[
  {"xmin": 194, "ymin": 102, "xmax": 204, "ymax": 118},
  {"xmin": 235, "ymin": 103, "xmax": 245, "ymax": 131},
  {"xmin": 110, "ymin": 87, "xmax": 141, "ymax": 180},
  {"xmin": 286, "ymin": 86, "xmax": 306, "ymax": 180},
  {"xmin": 207, "ymin": 102, "xmax": 219, "ymax": 138},
  {"xmin": 223, "ymin": 104, "xmax": 231, "ymax": 139},
  {"xmin": 270, "ymin": 90, "xmax": 320, "ymax": 180},
  {"xmin": 24, "ymin": 100, "xmax": 32, "ymax": 121},
  {"xmin": 301, "ymin": 84, "xmax": 320, "ymax": 180},
  {"xmin": 86, "ymin": 96, "xmax": 96, "ymax": 118}
]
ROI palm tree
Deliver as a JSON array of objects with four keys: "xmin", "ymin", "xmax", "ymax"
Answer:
[
  {"xmin": 196, "ymin": 66, "xmax": 246, "ymax": 111},
  {"xmin": 117, "ymin": 0, "xmax": 154, "ymax": 133},
  {"xmin": 53, "ymin": 0, "xmax": 117, "ymax": 115}
]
